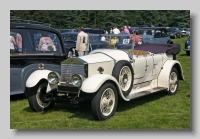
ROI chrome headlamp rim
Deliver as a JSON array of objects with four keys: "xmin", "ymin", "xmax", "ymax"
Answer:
[
  {"xmin": 71, "ymin": 74, "xmax": 83, "ymax": 87},
  {"xmin": 47, "ymin": 72, "xmax": 60, "ymax": 84}
]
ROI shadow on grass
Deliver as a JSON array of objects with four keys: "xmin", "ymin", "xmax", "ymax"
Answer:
[
  {"xmin": 179, "ymin": 53, "xmax": 190, "ymax": 57},
  {"xmin": 23, "ymin": 100, "xmax": 95, "ymax": 120},
  {"xmin": 117, "ymin": 91, "xmax": 166, "ymax": 112},
  {"xmin": 10, "ymin": 94, "xmax": 26, "ymax": 101},
  {"xmin": 21, "ymin": 91, "xmax": 168, "ymax": 121}
]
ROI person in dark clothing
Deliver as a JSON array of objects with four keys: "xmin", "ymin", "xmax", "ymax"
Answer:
[
  {"xmin": 118, "ymin": 27, "xmax": 129, "ymax": 44},
  {"xmin": 128, "ymin": 26, "xmax": 133, "ymax": 34}
]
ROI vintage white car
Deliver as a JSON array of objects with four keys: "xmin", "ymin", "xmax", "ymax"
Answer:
[{"xmin": 26, "ymin": 34, "xmax": 184, "ymax": 121}]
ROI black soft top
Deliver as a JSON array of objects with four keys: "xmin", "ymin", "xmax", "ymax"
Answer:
[
  {"xmin": 117, "ymin": 43, "xmax": 180, "ymax": 55},
  {"xmin": 134, "ymin": 43, "xmax": 180, "ymax": 55}
]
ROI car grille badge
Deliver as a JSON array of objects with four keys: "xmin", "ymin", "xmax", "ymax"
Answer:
[{"xmin": 66, "ymin": 80, "xmax": 69, "ymax": 85}]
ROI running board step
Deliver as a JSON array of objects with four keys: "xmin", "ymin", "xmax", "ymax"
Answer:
[{"xmin": 126, "ymin": 87, "xmax": 167, "ymax": 100}]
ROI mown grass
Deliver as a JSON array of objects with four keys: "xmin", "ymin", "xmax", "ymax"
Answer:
[{"xmin": 10, "ymin": 37, "xmax": 190, "ymax": 129}]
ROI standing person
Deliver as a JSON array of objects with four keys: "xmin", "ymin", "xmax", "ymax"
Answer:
[
  {"xmin": 16, "ymin": 33, "xmax": 22, "ymax": 52},
  {"xmin": 128, "ymin": 26, "xmax": 133, "ymax": 34},
  {"xmin": 118, "ymin": 27, "xmax": 128, "ymax": 44},
  {"xmin": 76, "ymin": 27, "xmax": 89, "ymax": 56},
  {"xmin": 134, "ymin": 31, "xmax": 140, "ymax": 43},
  {"xmin": 124, "ymin": 26, "xmax": 130, "ymax": 34},
  {"xmin": 110, "ymin": 27, "xmax": 113, "ymax": 34},
  {"xmin": 10, "ymin": 32, "xmax": 17, "ymax": 53},
  {"xmin": 101, "ymin": 35, "xmax": 106, "ymax": 41},
  {"xmin": 112, "ymin": 26, "xmax": 120, "ymax": 34}
]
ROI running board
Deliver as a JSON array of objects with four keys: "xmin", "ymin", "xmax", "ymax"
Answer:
[{"xmin": 126, "ymin": 87, "xmax": 167, "ymax": 100}]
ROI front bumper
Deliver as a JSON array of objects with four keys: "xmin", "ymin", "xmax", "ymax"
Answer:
[{"xmin": 57, "ymin": 84, "xmax": 79, "ymax": 93}]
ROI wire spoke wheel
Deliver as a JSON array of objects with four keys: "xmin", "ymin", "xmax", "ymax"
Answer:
[
  {"xmin": 91, "ymin": 83, "xmax": 118, "ymax": 121},
  {"xmin": 169, "ymin": 72, "xmax": 178, "ymax": 93},
  {"xmin": 119, "ymin": 66, "xmax": 132, "ymax": 91},
  {"xmin": 166, "ymin": 67, "xmax": 179, "ymax": 95},
  {"xmin": 100, "ymin": 88, "xmax": 115, "ymax": 116},
  {"xmin": 36, "ymin": 82, "xmax": 52, "ymax": 108}
]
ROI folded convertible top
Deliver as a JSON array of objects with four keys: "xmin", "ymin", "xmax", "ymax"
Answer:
[{"xmin": 134, "ymin": 43, "xmax": 180, "ymax": 55}]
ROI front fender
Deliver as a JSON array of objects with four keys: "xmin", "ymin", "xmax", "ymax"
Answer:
[
  {"xmin": 81, "ymin": 74, "xmax": 129, "ymax": 101},
  {"xmin": 158, "ymin": 60, "xmax": 184, "ymax": 89},
  {"xmin": 26, "ymin": 69, "xmax": 52, "ymax": 88}
]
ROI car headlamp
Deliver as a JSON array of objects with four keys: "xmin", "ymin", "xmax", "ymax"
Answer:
[
  {"xmin": 47, "ymin": 72, "xmax": 60, "ymax": 84},
  {"xmin": 71, "ymin": 74, "xmax": 83, "ymax": 87}
]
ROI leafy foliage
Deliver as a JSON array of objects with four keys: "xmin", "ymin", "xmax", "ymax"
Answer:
[{"xmin": 10, "ymin": 10, "xmax": 190, "ymax": 30}]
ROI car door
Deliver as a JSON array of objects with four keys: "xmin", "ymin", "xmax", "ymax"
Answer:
[
  {"xmin": 152, "ymin": 53, "xmax": 163, "ymax": 76},
  {"xmin": 133, "ymin": 55, "xmax": 146, "ymax": 79}
]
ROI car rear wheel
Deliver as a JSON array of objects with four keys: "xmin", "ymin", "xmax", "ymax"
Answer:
[
  {"xmin": 174, "ymin": 35, "xmax": 177, "ymax": 39},
  {"xmin": 166, "ymin": 67, "xmax": 179, "ymax": 95},
  {"xmin": 186, "ymin": 51, "xmax": 190, "ymax": 56},
  {"xmin": 27, "ymin": 80, "xmax": 55, "ymax": 112},
  {"xmin": 112, "ymin": 60, "xmax": 134, "ymax": 96},
  {"xmin": 91, "ymin": 82, "xmax": 118, "ymax": 121},
  {"xmin": 68, "ymin": 50, "xmax": 73, "ymax": 58}
]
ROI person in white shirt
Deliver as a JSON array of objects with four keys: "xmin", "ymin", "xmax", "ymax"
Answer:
[
  {"xmin": 112, "ymin": 27, "xmax": 120, "ymax": 34},
  {"xmin": 101, "ymin": 36, "xmax": 106, "ymax": 41}
]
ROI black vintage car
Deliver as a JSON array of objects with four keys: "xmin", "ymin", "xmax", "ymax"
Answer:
[
  {"xmin": 167, "ymin": 27, "xmax": 182, "ymax": 39},
  {"xmin": 62, "ymin": 29, "xmax": 109, "ymax": 58},
  {"xmin": 10, "ymin": 21, "xmax": 67, "ymax": 96}
]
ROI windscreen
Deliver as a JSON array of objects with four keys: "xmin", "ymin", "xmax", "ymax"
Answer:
[{"xmin": 85, "ymin": 33, "xmax": 136, "ymax": 58}]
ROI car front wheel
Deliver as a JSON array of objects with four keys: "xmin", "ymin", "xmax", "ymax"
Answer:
[
  {"xmin": 27, "ymin": 81, "xmax": 55, "ymax": 112},
  {"xmin": 91, "ymin": 82, "xmax": 118, "ymax": 121},
  {"xmin": 166, "ymin": 67, "xmax": 179, "ymax": 95},
  {"xmin": 68, "ymin": 50, "xmax": 73, "ymax": 58},
  {"xmin": 174, "ymin": 35, "xmax": 177, "ymax": 39}
]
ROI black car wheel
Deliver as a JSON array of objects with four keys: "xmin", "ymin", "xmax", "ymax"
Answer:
[
  {"xmin": 186, "ymin": 51, "xmax": 190, "ymax": 56},
  {"xmin": 174, "ymin": 35, "xmax": 177, "ymax": 39},
  {"xmin": 67, "ymin": 50, "xmax": 73, "ymax": 58},
  {"xmin": 27, "ymin": 81, "xmax": 55, "ymax": 112}
]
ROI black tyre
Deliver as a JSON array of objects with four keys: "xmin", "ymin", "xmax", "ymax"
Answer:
[
  {"xmin": 186, "ymin": 51, "xmax": 190, "ymax": 56},
  {"xmin": 112, "ymin": 60, "xmax": 134, "ymax": 96},
  {"xmin": 174, "ymin": 35, "xmax": 177, "ymax": 39},
  {"xmin": 91, "ymin": 82, "xmax": 118, "ymax": 121},
  {"xmin": 67, "ymin": 50, "xmax": 73, "ymax": 58},
  {"xmin": 166, "ymin": 67, "xmax": 179, "ymax": 95},
  {"xmin": 27, "ymin": 81, "xmax": 55, "ymax": 112}
]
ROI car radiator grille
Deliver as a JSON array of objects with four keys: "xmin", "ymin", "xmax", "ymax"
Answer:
[{"xmin": 60, "ymin": 64, "xmax": 84, "ymax": 82}]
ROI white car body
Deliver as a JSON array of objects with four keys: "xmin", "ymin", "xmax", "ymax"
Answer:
[{"xmin": 26, "ymin": 34, "xmax": 184, "ymax": 121}]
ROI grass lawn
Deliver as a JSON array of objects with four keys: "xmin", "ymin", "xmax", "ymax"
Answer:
[{"xmin": 10, "ymin": 37, "xmax": 190, "ymax": 129}]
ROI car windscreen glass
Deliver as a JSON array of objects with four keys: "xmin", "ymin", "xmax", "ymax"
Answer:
[
  {"xmin": 62, "ymin": 34, "xmax": 77, "ymax": 42},
  {"xmin": 87, "ymin": 34, "xmax": 135, "ymax": 59},
  {"xmin": 10, "ymin": 29, "xmax": 62, "ymax": 55},
  {"xmin": 168, "ymin": 28, "xmax": 176, "ymax": 32},
  {"xmin": 137, "ymin": 29, "xmax": 154, "ymax": 35}
]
